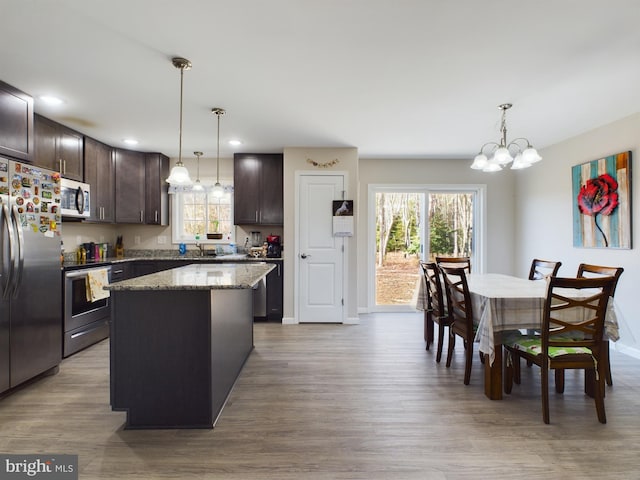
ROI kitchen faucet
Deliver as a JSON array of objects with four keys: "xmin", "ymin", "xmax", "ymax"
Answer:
[{"xmin": 195, "ymin": 242, "xmax": 206, "ymax": 257}]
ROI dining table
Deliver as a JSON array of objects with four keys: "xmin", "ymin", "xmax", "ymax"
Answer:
[{"xmin": 467, "ymin": 273, "xmax": 620, "ymax": 400}]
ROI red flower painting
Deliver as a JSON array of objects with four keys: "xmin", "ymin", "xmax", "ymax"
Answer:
[{"xmin": 577, "ymin": 173, "xmax": 619, "ymax": 247}]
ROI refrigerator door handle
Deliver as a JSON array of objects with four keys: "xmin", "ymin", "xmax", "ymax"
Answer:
[
  {"xmin": 10, "ymin": 205, "xmax": 24, "ymax": 299},
  {"xmin": 1, "ymin": 203, "xmax": 16, "ymax": 300}
]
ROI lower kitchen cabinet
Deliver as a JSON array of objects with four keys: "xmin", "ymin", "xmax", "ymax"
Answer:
[
  {"xmin": 130, "ymin": 260, "xmax": 190, "ymax": 277},
  {"xmin": 110, "ymin": 262, "xmax": 132, "ymax": 282},
  {"xmin": 265, "ymin": 260, "xmax": 283, "ymax": 321}
]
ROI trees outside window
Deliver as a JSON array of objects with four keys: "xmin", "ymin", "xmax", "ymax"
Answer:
[{"xmin": 374, "ymin": 190, "xmax": 476, "ymax": 307}]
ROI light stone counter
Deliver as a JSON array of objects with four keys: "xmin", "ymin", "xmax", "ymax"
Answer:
[{"xmin": 105, "ymin": 262, "xmax": 274, "ymax": 291}]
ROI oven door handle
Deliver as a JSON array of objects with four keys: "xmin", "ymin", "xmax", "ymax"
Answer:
[{"xmin": 65, "ymin": 267, "xmax": 111, "ymax": 279}]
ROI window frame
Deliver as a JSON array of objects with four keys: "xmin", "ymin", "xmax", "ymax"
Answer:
[{"xmin": 171, "ymin": 189, "xmax": 235, "ymax": 245}]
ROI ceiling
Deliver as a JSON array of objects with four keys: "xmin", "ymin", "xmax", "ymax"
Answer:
[{"xmin": 1, "ymin": 0, "xmax": 640, "ymax": 161}]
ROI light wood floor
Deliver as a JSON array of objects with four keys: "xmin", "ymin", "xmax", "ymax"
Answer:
[{"xmin": 1, "ymin": 312, "xmax": 640, "ymax": 479}]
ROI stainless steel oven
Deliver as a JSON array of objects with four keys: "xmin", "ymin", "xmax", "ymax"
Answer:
[{"xmin": 63, "ymin": 266, "xmax": 111, "ymax": 357}]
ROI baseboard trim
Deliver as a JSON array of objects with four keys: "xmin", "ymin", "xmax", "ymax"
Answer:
[
  {"xmin": 282, "ymin": 317, "xmax": 298, "ymax": 325},
  {"xmin": 613, "ymin": 342, "xmax": 640, "ymax": 360}
]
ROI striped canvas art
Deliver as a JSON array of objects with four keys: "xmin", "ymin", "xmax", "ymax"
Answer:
[{"xmin": 572, "ymin": 151, "xmax": 632, "ymax": 249}]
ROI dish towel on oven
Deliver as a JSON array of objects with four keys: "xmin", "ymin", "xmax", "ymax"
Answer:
[{"xmin": 86, "ymin": 268, "xmax": 110, "ymax": 302}]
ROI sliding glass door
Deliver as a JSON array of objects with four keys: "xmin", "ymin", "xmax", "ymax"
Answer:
[{"xmin": 370, "ymin": 185, "xmax": 483, "ymax": 312}]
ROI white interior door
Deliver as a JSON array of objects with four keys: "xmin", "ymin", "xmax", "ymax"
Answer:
[{"xmin": 298, "ymin": 174, "xmax": 345, "ymax": 323}]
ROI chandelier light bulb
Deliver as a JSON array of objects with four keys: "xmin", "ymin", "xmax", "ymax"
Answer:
[
  {"xmin": 522, "ymin": 147, "xmax": 542, "ymax": 164},
  {"xmin": 493, "ymin": 147, "xmax": 513, "ymax": 165},
  {"xmin": 510, "ymin": 153, "xmax": 530, "ymax": 170},
  {"xmin": 470, "ymin": 153, "xmax": 488, "ymax": 170}
]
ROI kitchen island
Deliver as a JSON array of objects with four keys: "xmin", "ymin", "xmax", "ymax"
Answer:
[{"xmin": 105, "ymin": 262, "xmax": 275, "ymax": 429}]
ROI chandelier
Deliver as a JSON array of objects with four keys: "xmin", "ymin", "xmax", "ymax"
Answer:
[{"xmin": 470, "ymin": 103, "xmax": 542, "ymax": 172}]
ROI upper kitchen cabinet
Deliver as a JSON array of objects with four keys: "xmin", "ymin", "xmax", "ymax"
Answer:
[
  {"xmin": 233, "ymin": 153, "xmax": 283, "ymax": 225},
  {"xmin": 84, "ymin": 136, "xmax": 115, "ymax": 223},
  {"xmin": 144, "ymin": 152, "xmax": 169, "ymax": 225},
  {"xmin": 34, "ymin": 114, "xmax": 83, "ymax": 181},
  {"xmin": 0, "ymin": 80, "xmax": 34, "ymax": 162},
  {"xmin": 114, "ymin": 148, "xmax": 145, "ymax": 224}
]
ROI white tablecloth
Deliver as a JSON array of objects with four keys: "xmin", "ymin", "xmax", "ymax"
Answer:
[{"xmin": 468, "ymin": 274, "xmax": 619, "ymax": 365}]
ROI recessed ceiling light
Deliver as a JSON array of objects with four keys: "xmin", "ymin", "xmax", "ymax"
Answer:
[
  {"xmin": 123, "ymin": 138, "xmax": 139, "ymax": 146},
  {"xmin": 39, "ymin": 95, "xmax": 64, "ymax": 106},
  {"xmin": 228, "ymin": 139, "xmax": 242, "ymax": 146}
]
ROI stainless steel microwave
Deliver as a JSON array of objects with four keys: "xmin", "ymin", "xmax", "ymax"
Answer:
[{"xmin": 60, "ymin": 178, "xmax": 91, "ymax": 218}]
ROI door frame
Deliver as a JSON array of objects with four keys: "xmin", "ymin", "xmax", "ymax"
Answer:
[
  {"xmin": 367, "ymin": 183, "xmax": 487, "ymax": 313},
  {"xmin": 294, "ymin": 170, "xmax": 349, "ymax": 324}
]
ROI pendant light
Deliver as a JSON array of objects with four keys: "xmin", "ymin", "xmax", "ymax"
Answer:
[
  {"xmin": 192, "ymin": 151, "xmax": 204, "ymax": 191},
  {"xmin": 166, "ymin": 57, "xmax": 193, "ymax": 185},
  {"xmin": 211, "ymin": 107, "xmax": 226, "ymax": 198}
]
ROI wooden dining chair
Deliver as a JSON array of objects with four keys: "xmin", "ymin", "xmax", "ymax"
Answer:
[
  {"xmin": 523, "ymin": 259, "xmax": 563, "ymax": 354},
  {"xmin": 503, "ymin": 276, "xmax": 615, "ymax": 424},
  {"xmin": 576, "ymin": 263, "xmax": 624, "ymax": 386},
  {"xmin": 439, "ymin": 265, "xmax": 475, "ymax": 385},
  {"xmin": 435, "ymin": 256, "xmax": 471, "ymax": 273},
  {"xmin": 420, "ymin": 262, "xmax": 450, "ymax": 362},
  {"xmin": 419, "ymin": 262, "xmax": 434, "ymax": 351},
  {"xmin": 528, "ymin": 259, "xmax": 562, "ymax": 280}
]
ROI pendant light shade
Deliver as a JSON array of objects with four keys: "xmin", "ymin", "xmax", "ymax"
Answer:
[
  {"xmin": 211, "ymin": 107, "xmax": 226, "ymax": 198},
  {"xmin": 166, "ymin": 57, "xmax": 193, "ymax": 186},
  {"xmin": 192, "ymin": 151, "xmax": 204, "ymax": 191}
]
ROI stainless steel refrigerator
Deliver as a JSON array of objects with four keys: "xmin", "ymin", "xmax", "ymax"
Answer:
[{"xmin": 0, "ymin": 156, "xmax": 62, "ymax": 393}]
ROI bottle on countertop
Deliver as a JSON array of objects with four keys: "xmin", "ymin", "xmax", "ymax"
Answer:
[{"xmin": 115, "ymin": 235, "xmax": 124, "ymax": 259}]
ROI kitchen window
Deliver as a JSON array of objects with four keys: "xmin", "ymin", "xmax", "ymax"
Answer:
[{"xmin": 171, "ymin": 189, "xmax": 234, "ymax": 244}]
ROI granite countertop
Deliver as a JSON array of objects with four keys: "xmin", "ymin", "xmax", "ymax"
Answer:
[
  {"xmin": 63, "ymin": 251, "xmax": 283, "ymax": 269},
  {"xmin": 105, "ymin": 262, "xmax": 275, "ymax": 291}
]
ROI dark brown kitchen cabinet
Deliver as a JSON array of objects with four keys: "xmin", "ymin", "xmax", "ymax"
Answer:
[
  {"xmin": 265, "ymin": 260, "xmax": 283, "ymax": 321},
  {"xmin": 233, "ymin": 153, "xmax": 283, "ymax": 225},
  {"xmin": 115, "ymin": 148, "xmax": 145, "ymax": 223},
  {"xmin": 145, "ymin": 153, "xmax": 169, "ymax": 225},
  {"xmin": 34, "ymin": 114, "xmax": 83, "ymax": 180},
  {"xmin": 0, "ymin": 80, "xmax": 34, "ymax": 162},
  {"xmin": 110, "ymin": 262, "xmax": 132, "ymax": 282},
  {"xmin": 84, "ymin": 137, "xmax": 115, "ymax": 223}
]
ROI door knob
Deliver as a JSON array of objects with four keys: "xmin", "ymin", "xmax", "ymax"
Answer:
[{"xmin": 300, "ymin": 253, "xmax": 311, "ymax": 259}]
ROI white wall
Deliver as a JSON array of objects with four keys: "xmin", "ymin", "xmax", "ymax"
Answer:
[
  {"xmin": 283, "ymin": 147, "xmax": 359, "ymax": 323},
  {"xmin": 357, "ymin": 157, "xmax": 517, "ymax": 311},
  {"xmin": 515, "ymin": 112, "xmax": 640, "ymax": 356}
]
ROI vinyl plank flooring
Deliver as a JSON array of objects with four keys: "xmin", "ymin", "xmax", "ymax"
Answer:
[{"xmin": 1, "ymin": 312, "xmax": 639, "ymax": 479}]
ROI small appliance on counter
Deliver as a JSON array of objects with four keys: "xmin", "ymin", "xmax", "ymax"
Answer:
[
  {"xmin": 266, "ymin": 235, "xmax": 282, "ymax": 258},
  {"xmin": 250, "ymin": 231, "xmax": 262, "ymax": 247}
]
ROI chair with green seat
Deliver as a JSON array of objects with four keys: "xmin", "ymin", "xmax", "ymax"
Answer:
[
  {"xmin": 420, "ymin": 262, "xmax": 450, "ymax": 362},
  {"xmin": 439, "ymin": 265, "xmax": 475, "ymax": 385},
  {"xmin": 522, "ymin": 259, "xmax": 562, "ymax": 367},
  {"xmin": 576, "ymin": 263, "xmax": 623, "ymax": 386},
  {"xmin": 503, "ymin": 275, "xmax": 615, "ymax": 424}
]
